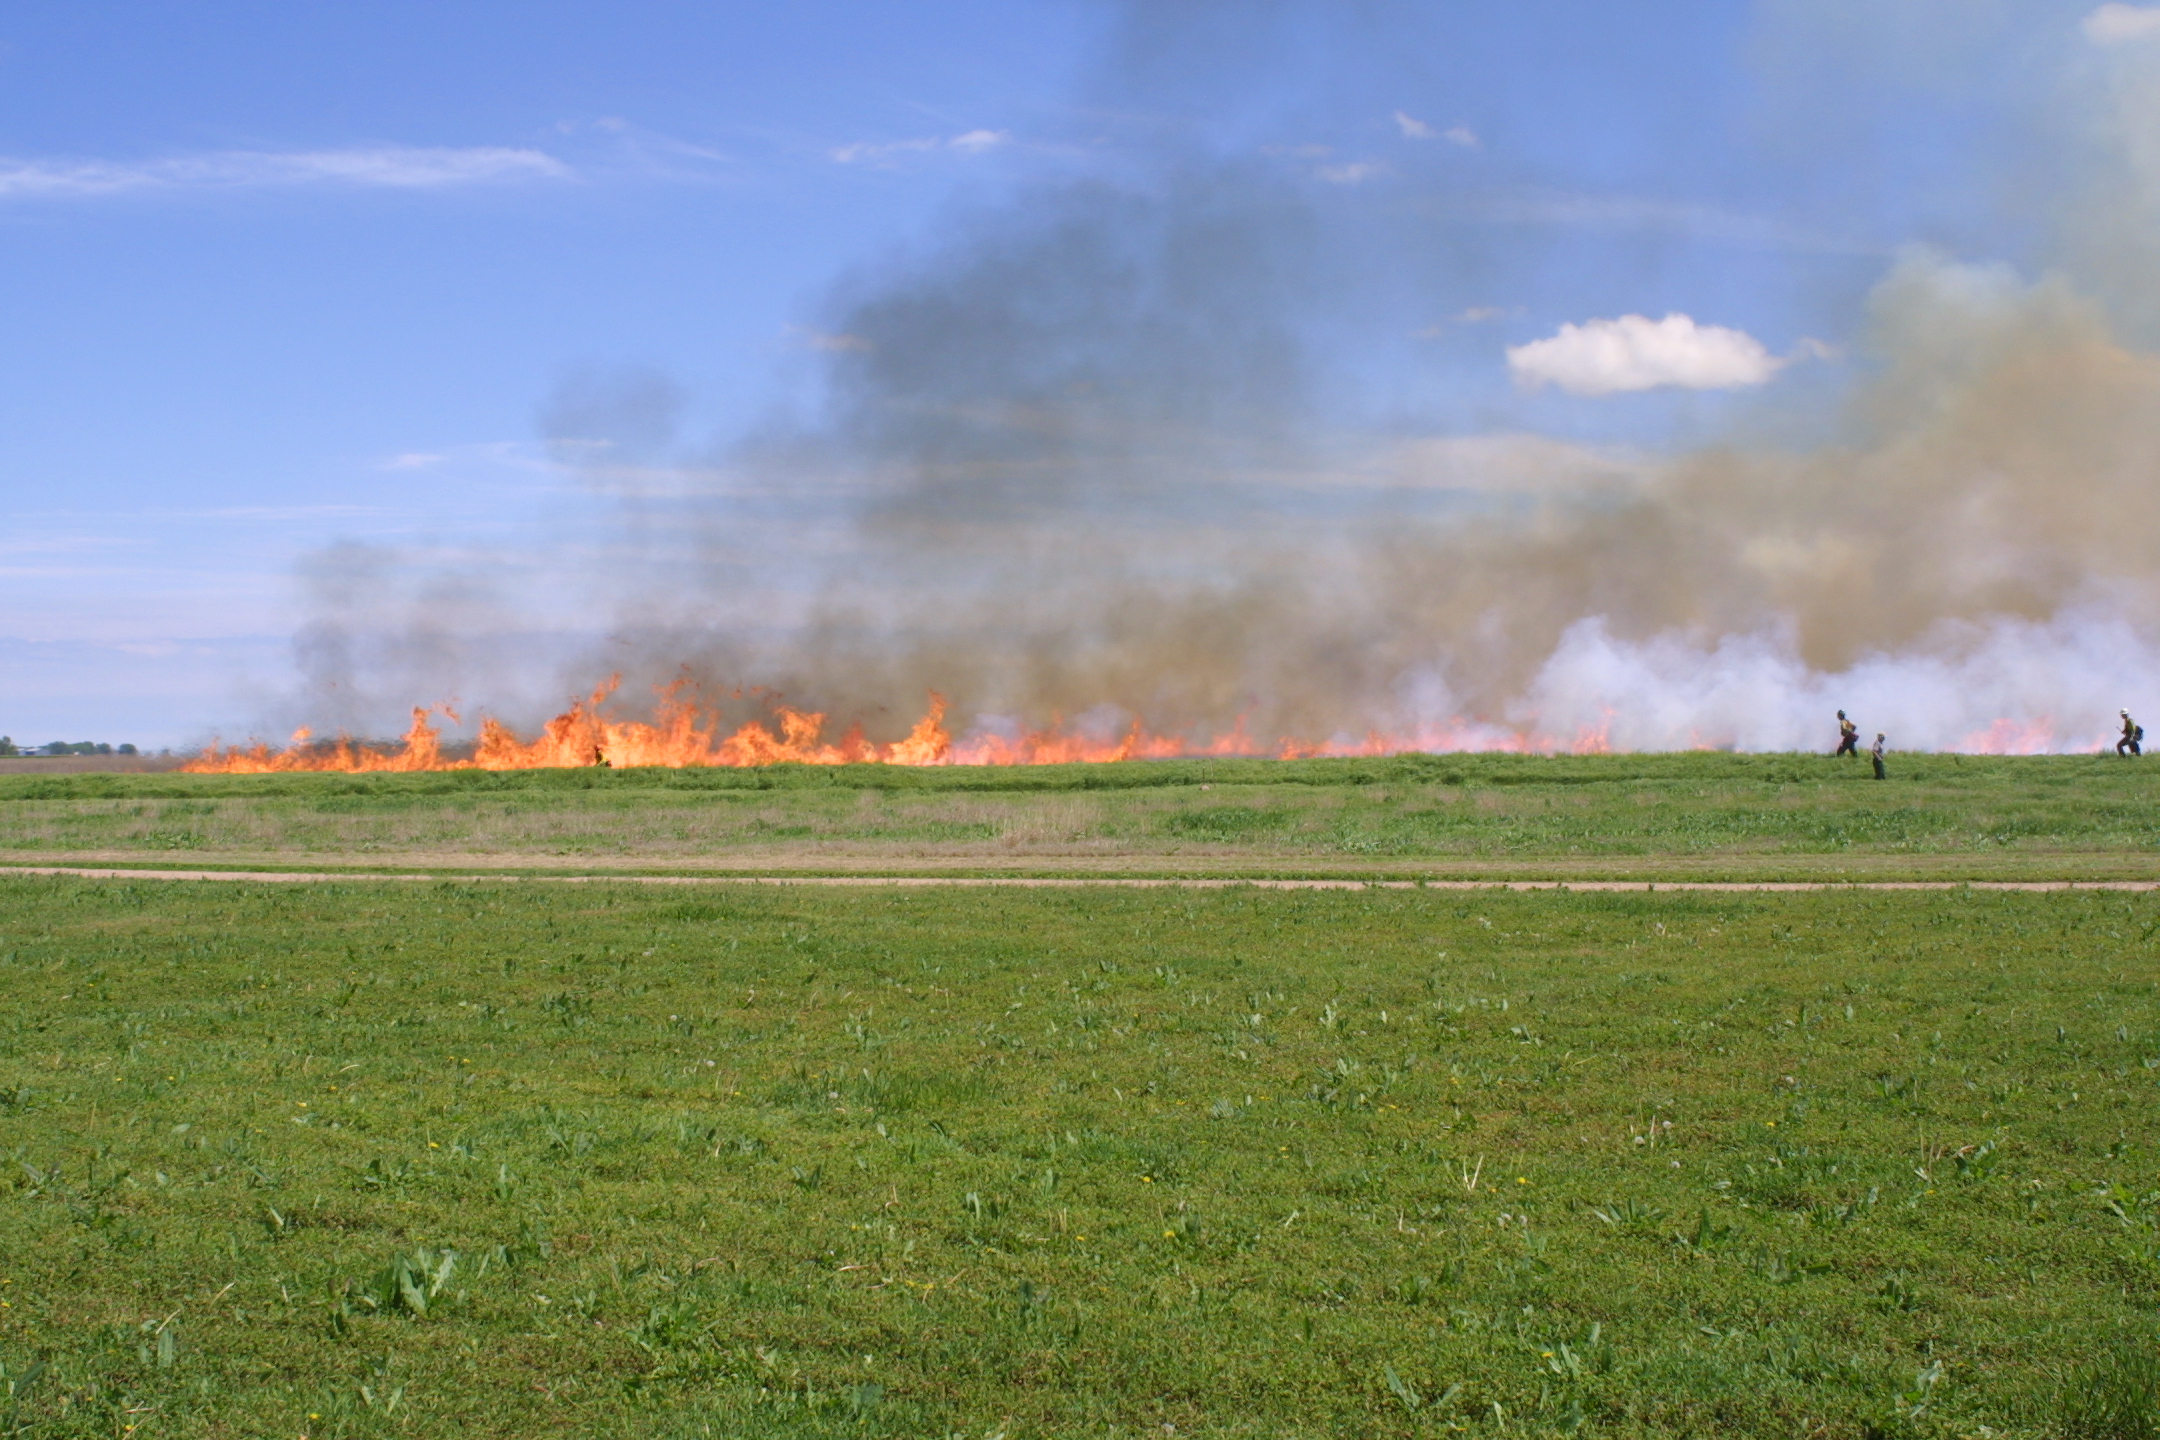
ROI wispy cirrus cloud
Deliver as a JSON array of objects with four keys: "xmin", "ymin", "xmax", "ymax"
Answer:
[
  {"xmin": 2083, "ymin": 3, "xmax": 2160, "ymax": 43},
  {"xmin": 1472, "ymin": 189, "xmax": 1880, "ymax": 255},
  {"xmin": 373, "ymin": 441, "xmax": 552, "ymax": 477},
  {"xmin": 1412, "ymin": 305, "xmax": 1526, "ymax": 337},
  {"xmin": 0, "ymin": 145, "xmax": 569, "ymax": 200},
  {"xmin": 1315, "ymin": 159, "xmax": 1387, "ymax": 184},
  {"xmin": 829, "ymin": 129, "xmax": 1011, "ymax": 165},
  {"xmin": 1394, "ymin": 111, "xmax": 1479, "ymax": 147}
]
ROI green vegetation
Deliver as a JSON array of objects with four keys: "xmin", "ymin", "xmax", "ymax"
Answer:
[
  {"xmin": 0, "ymin": 875, "xmax": 2155, "ymax": 1436},
  {"xmin": 3, "ymin": 753, "xmax": 2157, "ymax": 879}
]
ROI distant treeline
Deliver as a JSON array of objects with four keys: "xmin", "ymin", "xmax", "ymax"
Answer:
[{"xmin": 0, "ymin": 737, "xmax": 138, "ymax": 758}]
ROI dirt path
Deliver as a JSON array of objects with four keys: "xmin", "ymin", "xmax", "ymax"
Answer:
[{"xmin": 4, "ymin": 864, "xmax": 2158, "ymax": 892}]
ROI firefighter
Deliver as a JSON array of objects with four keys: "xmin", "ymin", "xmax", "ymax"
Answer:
[
  {"xmin": 1834, "ymin": 710, "xmax": 1860, "ymax": 758},
  {"xmin": 2119, "ymin": 710, "xmax": 2142, "ymax": 757},
  {"xmin": 1871, "ymin": 734, "xmax": 1887, "ymax": 780}
]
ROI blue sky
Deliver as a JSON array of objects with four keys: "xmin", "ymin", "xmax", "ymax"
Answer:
[{"xmin": 0, "ymin": 0, "xmax": 2139, "ymax": 748}]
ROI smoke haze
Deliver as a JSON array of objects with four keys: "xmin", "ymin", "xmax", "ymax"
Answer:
[{"xmin": 280, "ymin": 1, "xmax": 2160, "ymax": 756}]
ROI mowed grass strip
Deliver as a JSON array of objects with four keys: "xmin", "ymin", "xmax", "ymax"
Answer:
[
  {"xmin": 4, "ymin": 753, "xmax": 2160, "ymax": 879},
  {"xmin": 0, "ymin": 877, "xmax": 2155, "ymax": 1437}
]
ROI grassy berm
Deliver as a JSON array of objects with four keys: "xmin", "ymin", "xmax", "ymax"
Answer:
[
  {"xmin": 0, "ymin": 876, "xmax": 2156, "ymax": 1436},
  {"xmin": 4, "ymin": 752, "xmax": 2160, "ymax": 879}
]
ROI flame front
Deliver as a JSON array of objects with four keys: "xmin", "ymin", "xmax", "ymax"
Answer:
[
  {"xmin": 179, "ymin": 678, "xmax": 2094, "ymax": 772},
  {"xmin": 184, "ymin": 685, "xmax": 1292, "ymax": 773},
  {"xmin": 182, "ymin": 678, "xmax": 1514, "ymax": 772}
]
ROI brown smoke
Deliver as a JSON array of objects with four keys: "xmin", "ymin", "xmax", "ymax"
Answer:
[
  {"xmin": 278, "ymin": 2, "xmax": 2160, "ymax": 754},
  {"xmin": 594, "ymin": 242, "xmax": 2160, "ymax": 750}
]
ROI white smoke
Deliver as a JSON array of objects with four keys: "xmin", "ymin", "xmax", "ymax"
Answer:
[{"xmin": 1508, "ymin": 609, "xmax": 2154, "ymax": 754}]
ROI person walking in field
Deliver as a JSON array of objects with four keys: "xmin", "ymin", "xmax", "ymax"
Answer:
[
  {"xmin": 1834, "ymin": 710, "xmax": 1860, "ymax": 758},
  {"xmin": 1871, "ymin": 734, "xmax": 1887, "ymax": 780},
  {"xmin": 2119, "ymin": 710, "xmax": 2142, "ymax": 757}
]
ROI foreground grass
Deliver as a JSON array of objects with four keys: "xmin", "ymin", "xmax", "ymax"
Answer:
[
  {"xmin": 0, "ymin": 877, "xmax": 2156, "ymax": 1436},
  {"xmin": 3, "ymin": 753, "xmax": 2159, "ymax": 879}
]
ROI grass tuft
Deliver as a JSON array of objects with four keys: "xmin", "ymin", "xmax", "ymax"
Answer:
[{"xmin": 2059, "ymin": 1335, "xmax": 2160, "ymax": 1440}]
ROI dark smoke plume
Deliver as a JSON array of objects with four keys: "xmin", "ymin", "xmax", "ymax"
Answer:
[{"xmin": 282, "ymin": 1, "xmax": 2160, "ymax": 755}]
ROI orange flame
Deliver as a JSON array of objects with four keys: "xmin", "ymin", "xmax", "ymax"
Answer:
[
  {"xmin": 183, "ymin": 679, "xmax": 2074, "ymax": 771},
  {"xmin": 187, "ymin": 707, "xmax": 452, "ymax": 773},
  {"xmin": 1954, "ymin": 717, "xmax": 2057, "ymax": 755}
]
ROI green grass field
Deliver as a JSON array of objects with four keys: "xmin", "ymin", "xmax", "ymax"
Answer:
[
  {"xmin": 1, "ymin": 870, "xmax": 2157, "ymax": 1437},
  {"xmin": 4, "ymin": 752, "xmax": 2159, "ymax": 880}
]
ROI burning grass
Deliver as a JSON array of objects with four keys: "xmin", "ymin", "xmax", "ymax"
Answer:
[
  {"xmin": 179, "ymin": 687, "xmax": 1307, "ymax": 775},
  {"xmin": 0, "ymin": 877, "xmax": 2154, "ymax": 1436},
  {"xmin": 167, "ymin": 664, "xmax": 2135, "ymax": 779}
]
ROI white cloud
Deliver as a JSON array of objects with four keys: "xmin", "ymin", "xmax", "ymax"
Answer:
[
  {"xmin": 1316, "ymin": 160, "xmax": 1387, "ymax": 184},
  {"xmin": 1506, "ymin": 313, "xmax": 1790, "ymax": 395},
  {"xmin": 830, "ymin": 130, "xmax": 1011, "ymax": 164},
  {"xmin": 372, "ymin": 441, "xmax": 545, "ymax": 477},
  {"xmin": 1473, "ymin": 190, "xmax": 1875, "ymax": 255},
  {"xmin": 1394, "ymin": 112, "xmax": 1477, "ymax": 147},
  {"xmin": 1412, "ymin": 305, "xmax": 1524, "ymax": 338},
  {"xmin": 2083, "ymin": 3, "xmax": 2160, "ymax": 42},
  {"xmin": 0, "ymin": 146, "xmax": 567, "ymax": 199},
  {"xmin": 552, "ymin": 116, "xmax": 731, "ymax": 170},
  {"xmin": 829, "ymin": 138, "xmax": 935, "ymax": 164}
]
